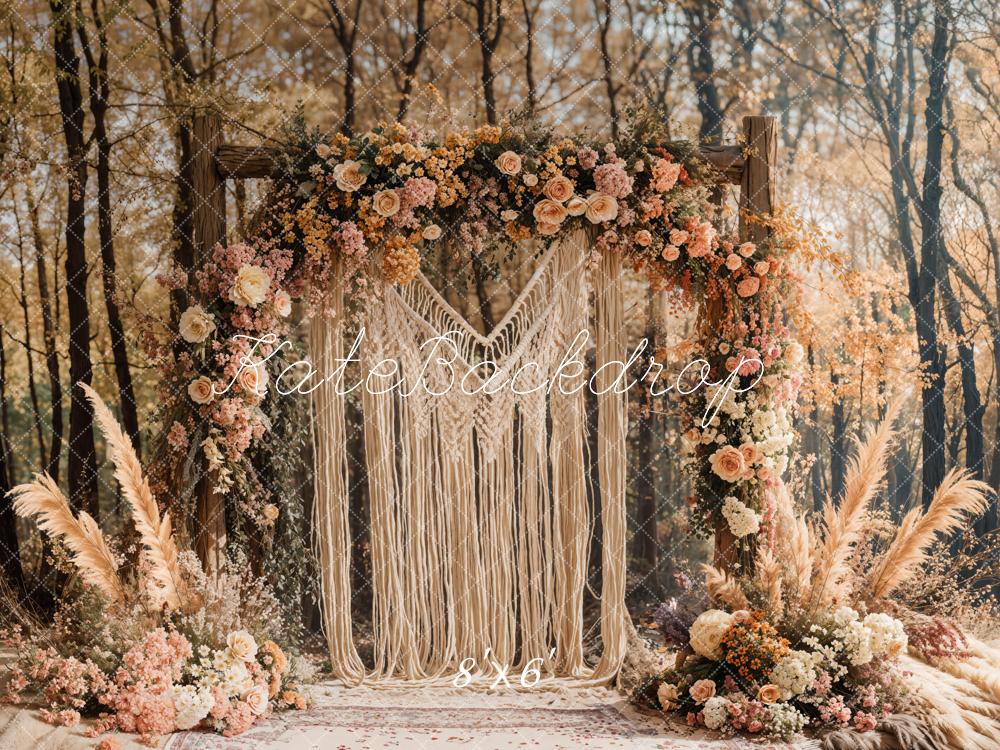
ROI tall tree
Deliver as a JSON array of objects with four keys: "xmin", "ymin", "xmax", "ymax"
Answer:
[
  {"xmin": 467, "ymin": 0, "xmax": 504, "ymax": 125},
  {"xmin": 49, "ymin": 0, "xmax": 99, "ymax": 515},
  {"xmin": 77, "ymin": 0, "xmax": 141, "ymax": 454}
]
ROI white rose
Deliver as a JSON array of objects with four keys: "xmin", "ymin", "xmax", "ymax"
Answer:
[
  {"xmin": 238, "ymin": 363, "xmax": 269, "ymax": 396},
  {"xmin": 179, "ymin": 304, "xmax": 216, "ymax": 343},
  {"xmin": 422, "ymin": 224, "xmax": 442, "ymax": 241},
  {"xmin": 188, "ymin": 376, "xmax": 215, "ymax": 405},
  {"xmin": 657, "ymin": 682, "xmax": 679, "ymax": 711},
  {"xmin": 229, "ymin": 264, "xmax": 270, "ymax": 307},
  {"xmin": 273, "ymin": 289, "xmax": 292, "ymax": 317},
  {"xmin": 584, "ymin": 192, "xmax": 618, "ymax": 224},
  {"xmin": 688, "ymin": 609, "xmax": 734, "ymax": 660},
  {"xmin": 227, "ymin": 630, "xmax": 259, "ymax": 662}
]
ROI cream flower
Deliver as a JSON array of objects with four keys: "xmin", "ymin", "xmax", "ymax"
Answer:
[
  {"xmin": 584, "ymin": 193, "xmax": 618, "ymax": 224},
  {"xmin": 373, "ymin": 189, "xmax": 401, "ymax": 217},
  {"xmin": 501, "ymin": 209, "xmax": 520, "ymax": 221},
  {"xmin": 709, "ymin": 445, "xmax": 746, "ymax": 482},
  {"xmin": 634, "ymin": 229, "xmax": 652, "ymax": 247},
  {"xmin": 262, "ymin": 504, "xmax": 280, "ymax": 523},
  {"xmin": 566, "ymin": 197, "xmax": 588, "ymax": 216},
  {"xmin": 543, "ymin": 175, "xmax": 575, "ymax": 203},
  {"xmin": 783, "ymin": 341, "xmax": 804, "ymax": 364},
  {"xmin": 188, "ymin": 376, "xmax": 215, "ymax": 405},
  {"xmin": 179, "ymin": 305, "xmax": 216, "ymax": 343},
  {"xmin": 229, "ymin": 264, "xmax": 270, "ymax": 307},
  {"xmin": 523, "ymin": 173, "xmax": 539, "ymax": 187},
  {"xmin": 657, "ymin": 682, "xmax": 679, "ymax": 711},
  {"xmin": 689, "ymin": 609, "xmax": 734, "ymax": 660},
  {"xmin": 332, "ymin": 160, "xmax": 367, "ymax": 192},
  {"xmin": 533, "ymin": 198, "xmax": 568, "ymax": 226},
  {"xmin": 495, "ymin": 150, "xmax": 522, "ymax": 176},
  {"xmin": 242, "ymin": 685, "xmax": 269, "ymax": 716},
  {"xmin": 422, "ymin": 224, "xmax": 442, "ymax": 241},
  {"xmin": 227, "ymin": 630, "xmax": 259, "ymax": 662},
  {"xmin": 754, "ymin": 260, "xmax": 771, "ymax": 275},
  {"xmin": 725, "ymin": 253, "xmax": 743, "ymax": 271},
  {"xmin": 738, "ymin": 242, "xmax": 756, "ymax": 258},
  {"xmin": 273, "ymin": 290, "xmax": 292, "ymax": 317}
]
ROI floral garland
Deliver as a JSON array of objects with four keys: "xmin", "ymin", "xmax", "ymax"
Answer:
[{"xmin": 150, "ymin": 114, "xmax": 805, "ymax": 543}]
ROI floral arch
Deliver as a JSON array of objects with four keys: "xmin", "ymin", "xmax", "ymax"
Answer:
[{"xmin": 156, "ymin": 111, "xmax": 804, "ymax": 684}]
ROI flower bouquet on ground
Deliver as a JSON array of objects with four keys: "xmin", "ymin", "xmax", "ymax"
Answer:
[
  {"xmin": 636, "ymin": 400, "xmax": 1000, "ymax": 748},
  {"xmin": 0, "ymin": 385, "xmax": 311, "ymax": 744}
]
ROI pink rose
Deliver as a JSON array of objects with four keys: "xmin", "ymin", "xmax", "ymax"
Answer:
[
  {"xmin": 725, "ymin": 253, "xmax": 742, "ymax": 271},
  {"xmin": 739, "ymin": 443, "xmax": 761, "ymax": 465},
  {"xmin": 634, "ymin": 229, "xmax": 652, "ymax": 247},
  {"xmin": 668, "ymin": 229, "xmax": 689, "ymax": 246},
  {"xmin": 661, "ymin": 245, "xmax": 680, "ymax": 261},
  {"xmin": 738, "ymin": 242, "xmax": 756, "ymax": 257},
  {"xmin": 753, "ymin": 260, "xmax": 771, "ymax": 275},
  {"xmin": 242, "ymin": 685, "xmax": 269, "ymax": 717},
  {"xmin": 689, "ymin": 679, "xmax": 717, "ymax": 704}
]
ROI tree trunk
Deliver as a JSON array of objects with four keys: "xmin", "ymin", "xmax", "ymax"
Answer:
[
  {"xmin": 684, "ymin": 3, "xmax": 724, "ymax": 144},
  {"xmin": 80, "ymin": 4, "xmax": 142, "ymax": 454},
  {"xmin": 26, "ymin": 182, "xmax": 63, "ymax": 480},
  {"xmin": 914, "ymin": 0, "xmax": 951, "ymax": 508},
  {"xmin": 0, "ymin": 327, "xmax": 24, "ymax": 591},
  {"xmin": 830, "ymin": 366, "xmax": 848, "ymax": 501},
  {"xmin": 50, "ymin": 0, "xmax": 99, "ymax": 516}
]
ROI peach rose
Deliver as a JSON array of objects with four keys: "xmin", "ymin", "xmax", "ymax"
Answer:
[
  {"xmin": 585, "ymin": 193, "xmax": 618, "ymax": 224},
  {"xmin": 332, "ymin": 160, "xmax": 367, "ymax": 192},
  {"xmin": 543, "ymin": 175, "xmax": 575, "ymax": 203},
  {"xmin": 754, "ymin": 260, "xmax": 771, "ymax": 275},
  {"xmin": 495, "ymin": 150, "xmax": 522, "ymax": 175},
  {"xmin": 661, "ymin": 245, "xmax": 680, "ymax": 261},
  {"xmin": 242, "ymin": 685, "xmax": 269, "ymax": 717},
  {"xmin": 738, "ymin": 242, "xmax": 756, "ymax": 258},
  {"xmin": 635, "ymin": 229, "xmax": 652, "ymax": 247},
  {"xmin": 179, "ymin": 304, "xmax": 216, "ymax": 343},
  {"xmin": 536, "ymin": 222, "xmax": 561, "ymax": 236},
  {"xmin": 757, "ymin": 684, "xmax": 781, "ymax": 704},
  {"xmin": 188, "ymin": 376, "xmax": 215, "ymax": 405},
  {"xmin": 262, "ymin": 504, "xmax": 279, "ymax": 523},
  {"xmin": 668, "ymin": 228, "xmax": 689, "ymax": 246},
  {"xmin": 737, "ymin": 277, "xmax": 761, "ymax": 298},
  {"xmin": 227, "ymin": 630, "xmax": 259, "ymax": 662},
  {"xmin": 533, "ymin": 198, "xmax": 568, "ymax": 226},
  {"xmin": 273, "ymin": 289, "xmax": 292, "ymax": 317},
  {"xmin": 725, "ymin": 253, "xmax": 743, "ymax": 271},
  {"xmin": 689, "ymin": 679, "xmax": 717, "ymax": 704},
  {"xmin": 373, "ymin": 189, "xmax": 401, "ymax": 217},
  {"xmin": 709, "ymin": 445, "xmax": 746, "ymax": 482},
  {"xmin": 422, "ymin": 224, "xmax": 442, "ymax": 240},
  {"xmin": 229, "ymin": 264, "xmax": 270, "ymax": 307},
  {"xmin": 523, "ymin": 173, "xmax": 539, "ymax": 187},
  {"xmin": 657, "ymin": 682, "xmax": 679, "ymax": 711},
  {"xmin": 566, "ymin": 197, "xmax": 588, "ymax": 216},
  {"xmin": 501, "ymin": 209, "xmax": 519, "ymax": 221},
  {"xmin": 238, "ymin": 363, "xmax": 269, "ymax": 396},
  {"xmin": 739, "ymin": 442, "xmax": 762, "ymax": 465}
]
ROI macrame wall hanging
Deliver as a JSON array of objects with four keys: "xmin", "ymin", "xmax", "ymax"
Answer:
[{"xmin": 309, "ymin": 230, "xmax": 629, "ymax": 686}]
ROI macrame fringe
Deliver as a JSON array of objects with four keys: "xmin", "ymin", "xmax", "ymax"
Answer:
[{"xmin": 313, "ymin": 233, "xmax": 630, "ymax": 688}]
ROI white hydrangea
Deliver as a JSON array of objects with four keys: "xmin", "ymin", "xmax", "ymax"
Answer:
[
  {"xmin": 839, "ymin": 619, "xmax": 874, "ymax": 666},
  {"xmin": 864, "ymin": 612, "xmax": 908, "ymax": 658},
  {"xmin": 771, "ymin": 650, "xmax": 818, "ymax": 699},
  {"xmin": 722, "ymin": 496, "xmax": 760, "ymax": 537},
  {"xmin": 173, "ymin": 684, "xmax": 215, "ymax": 730},
  {"xmin": 702, "ymin": 696, "xmax": 731, "ymax": 730},
  {"xmin": 833, "ymin": 606, "xmax": 859, "ymax": 627}
]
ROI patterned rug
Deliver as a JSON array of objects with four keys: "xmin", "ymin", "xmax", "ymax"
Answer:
[{"xmin": 164, "ymin": 684, "xmax": 819, "ymax": 750}]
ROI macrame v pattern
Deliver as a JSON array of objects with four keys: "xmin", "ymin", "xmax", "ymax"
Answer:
[{"xmin": 312, "ymin": 231, "xmax": 630, "ymax": 684}]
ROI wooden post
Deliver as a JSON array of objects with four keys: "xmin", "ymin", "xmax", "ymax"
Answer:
[
  {"xmin": 191, "ymin": 112, "xmax": 228, "ymax": 577},
  {"xmin": 713, "ymin": 115, "xmax": 778, "ymax": 573}
]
